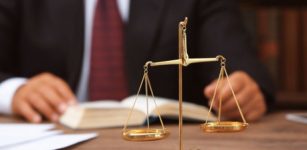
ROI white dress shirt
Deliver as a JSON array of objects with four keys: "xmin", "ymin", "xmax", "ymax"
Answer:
[{"xmin": 0, "ymin": 0, "xmax": 130, "ymax": 114}]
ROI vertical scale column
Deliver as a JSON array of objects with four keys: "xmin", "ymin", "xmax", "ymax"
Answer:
[{"xmin": 178, "ymin": 18, "xmax": 187, "ymax": 150}]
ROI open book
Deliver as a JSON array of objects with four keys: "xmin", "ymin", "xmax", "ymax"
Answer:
[{"xmin": 60, "ymin": 95, "xmax": 216, "ymax": 129}]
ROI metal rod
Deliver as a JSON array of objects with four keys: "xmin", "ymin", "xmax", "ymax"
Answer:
[
  {"xmin": 178, "ymin": 60, "xmax": 183, "ymax": 150},
  {"xmin": 186, "ymin": 58, "xmax": 218, "ymax": 65},
  {"xmin": 178, "ymin": 17, "xmax": 188, "ymax": 150},
  {"xmin": 145, "ymin": 74, "xmax": 150, "ymax": 129},
  {"xmin": 149, "ymin": 59, "xmax": 181, "ymax": 67}
]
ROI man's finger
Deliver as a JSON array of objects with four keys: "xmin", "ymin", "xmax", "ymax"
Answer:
[
  {"xmin": 218, "ymin": 77, "xmax": 245, "ymax": 107},
  {"xmin": 221, "ymin": 87, "xmax": 251, "ymax": 113},
  {"xmin": 50, "ymin": 78, "xmax": 76, "ymax": 104},
  {"xmin": 18, "ymin": 101, "xmax": 42, "ymax": 123},
  {"xmin": 27, "ymin": 93, "xmax": 58, "ymax": 122},
  {"xmin": 246, "ymin": 96, "xmax": 266, "ymax": 122},
  {"xmin": 204, "ymin": 80, "xmax": 218, "ymax": 98},
  {"xmin": 205, "ymin": 75, "xmax": 243, "ymax": 109},
  {"xmin": 204, "ymin": 79, "xmax": 227, "ymax": 103},
  {"xmin": 241, "ymin": 94, "xmax": 261, "ymax": 115},
  {"xmin": 36, "ymin": 85, "xmax": 67, "ymax": 113}
]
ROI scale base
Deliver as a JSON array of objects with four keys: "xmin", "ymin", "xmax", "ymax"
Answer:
[
  {"xmin": 200, "ymin": 121, "xmax": 248, "ymax": 132},
  {"xmin": 122, "ymin": 128, "xmax": 170, "ymax": 141}
]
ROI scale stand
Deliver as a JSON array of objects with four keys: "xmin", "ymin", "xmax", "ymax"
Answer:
[{"xmin": 122, "ymin": 17, "xmax": 248, "ymax": 150}]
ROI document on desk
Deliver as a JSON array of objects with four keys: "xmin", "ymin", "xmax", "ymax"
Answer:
[
  {"xmin": 6, "ymin": 133, "xmax": 97, "ymax": 150},
  {"xmin": 286, "ymin": 113, "xmax": 307, "ymax": 124},
  {"xmin": 0, "ymin": 123, "xmax": 97, "ymax": 149},
  {"xmin": 0, "ymin": 123, "xmax": 58, "ymax": 148},
  {"xmin": 0, "ymin": 123, "xmax": 54, "ymax": 133}
]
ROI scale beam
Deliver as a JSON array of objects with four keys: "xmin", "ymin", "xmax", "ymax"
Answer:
[{"xmin": 146, "ymin": 57, "xmax": 218, "ymax": 67}]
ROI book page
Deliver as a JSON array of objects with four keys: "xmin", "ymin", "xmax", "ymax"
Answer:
[
  {"xmin": 121, "ymin": 95, "xmax": 216, "ymax": 121},
  {"xmin": 121, "ymin": 95, "xmax": 174, "ymax": 114},
  {"xmin": 79, "ymin": 100, "xmax": 124, "ymax": 109}
]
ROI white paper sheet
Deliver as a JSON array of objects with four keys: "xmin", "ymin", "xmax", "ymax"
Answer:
[
  {"xmin": 0, "ymin": 130, "xmax": 62, "ymax": 148},
  {"xmin": 0, "ymin": 124, "xmax": 54, "ymax": 134},
  {"xmin": 6, "ymin": 133, "xmax": 97, "ymax": 150},
  {"xmin": 0, "ymin": 124, "xmax": 58, "ymax": 148},
  {"xmin": 286, "ymin": 113, "xmax": 307, "ymax": 124}
]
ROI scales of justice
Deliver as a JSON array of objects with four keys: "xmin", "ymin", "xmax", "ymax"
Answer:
[{"xmin": 122, "ymin": 17, "xmax": 248, "ymax": 149}]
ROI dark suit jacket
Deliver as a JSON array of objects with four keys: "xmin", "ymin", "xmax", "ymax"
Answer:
[{"xmin": 0, "ymin": 0, "xmax": 275, "ymax": 108}]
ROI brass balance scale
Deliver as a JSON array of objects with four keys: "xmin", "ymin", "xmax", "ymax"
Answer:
[{"xmin": 122, "ymin": 17, "xmax": 248, "ymax": 149}]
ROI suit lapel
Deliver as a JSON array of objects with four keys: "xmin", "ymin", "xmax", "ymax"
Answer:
[
  {"xmin": 124, "ymin": 0, "xmax": 166, "ymax": 93},
  {"xmin": 65, "ymin": 0, "xmax": 85, "ymax": 91}
]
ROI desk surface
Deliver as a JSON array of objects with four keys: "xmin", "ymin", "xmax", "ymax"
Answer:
[{"xmin": 1, "ymin": 111, "xmax": 307, "ymax": 150}]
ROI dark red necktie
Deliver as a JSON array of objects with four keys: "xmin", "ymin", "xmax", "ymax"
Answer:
[{"xmin": 89, "ymin": 0, "xmax": 128, "ymax": 100}]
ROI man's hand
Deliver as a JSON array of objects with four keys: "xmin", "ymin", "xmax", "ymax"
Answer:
[
  {"xmin": 12, "ymin": 73, "xmax": 77, "ymax": 123},
  {"xmin": 204, "ymin": 71, "xmax": 266, "ymax": 122}
]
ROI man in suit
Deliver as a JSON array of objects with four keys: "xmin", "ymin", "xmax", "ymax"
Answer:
[{"xmin": 0, "ymin": 0, "xmax": 274, "ymax": 123}]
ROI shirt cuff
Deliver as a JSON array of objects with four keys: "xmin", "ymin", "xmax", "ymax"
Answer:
[{"xmin": 0, "ymin": 78, "xmax": 27, "ymax": 114}]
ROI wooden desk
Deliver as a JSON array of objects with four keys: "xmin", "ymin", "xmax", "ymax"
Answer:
[{"xmin": 1, "ymin": 111, "xmax": 307, "ymax": 150}]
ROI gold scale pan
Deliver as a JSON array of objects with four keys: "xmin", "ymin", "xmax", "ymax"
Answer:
[{"xmin": 122, "ymin": 17, "xmax": 248, "ymax": 145}]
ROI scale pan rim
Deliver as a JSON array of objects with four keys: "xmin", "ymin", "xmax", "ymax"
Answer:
[
  {"xmin": 200, "ymin": 121, "xmax": 248, "ymax": 132},
  {"xmin": 122, "ymin": 128, "xmax": 170, "ymax": 141}
]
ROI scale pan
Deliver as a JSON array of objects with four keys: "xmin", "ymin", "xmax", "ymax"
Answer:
[
  {"xmin": 122, "ymin": 128, "xmax": 170, "ymax": 141},
  {"xmin": 200, "ymin": 121, "xmax": 248, "ymax": 132}
]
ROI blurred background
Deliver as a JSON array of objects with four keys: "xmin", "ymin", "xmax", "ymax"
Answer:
[{"xmin": 239, "ymin": 0, "xmax": 307, "ymax": 109}]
